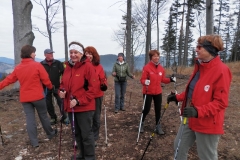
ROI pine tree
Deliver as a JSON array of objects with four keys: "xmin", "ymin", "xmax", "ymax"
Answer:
[
  {"xmin": 183, "ymin": 0, "xmax": 204, "ymax": 66},
  {"xmin": 215, "ymin": 0, "xmax": 230, "ymax": 35},
  {"xmin": 230, "ymin": 2, "xmax": 240, "ymax": 62},
  {"xmin": 161, "ymin": 6, "xmax": 177, "ymax": 68}
]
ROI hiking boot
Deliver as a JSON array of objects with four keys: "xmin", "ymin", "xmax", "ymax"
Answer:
[
  {"xmin": 140, "ymin": 122, "xmax": 144, "ymax": 133},
  {"xmin": 120, "ymin": 108, "xmax": 126, "ymax": 111},
  {"xmin": 115, "ymin": 109, "xmax": 119, "ymax": 113},
  {"xmin": 49, "ymin": 129, "xmax": 58, "ymax": 139},
  {"xmin": 33, "ymin": 145, "xmax": 40, "ymax": 152},
  {"xmin": 95, "ymin": 141, "xmax": 97, "ymax": 147},
  {"xmin": 156, "ymin": 124, "xmax": 165, "ymax": 135},
  {"xmin": 60, "ymin": 117, "xmax": 70, "ymax": 125},
  {"xmin": 71, "ymin": 154, "xmax": 84, "ymax": 160},
  {"xmin": 50, "ymin": 118, "xmax": 57, "ymax": 125}
]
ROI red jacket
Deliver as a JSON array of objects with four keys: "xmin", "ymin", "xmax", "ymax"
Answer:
[
  {"xmin": 0, "ymin": 58, "xmax": 52, "ymax": 102},
  {"xmin": 60, "ymin": 58, "xmax": 97, "ymax": 112},
  {"xmin": 140, "ymin": 61, "xmax": 170, "ymax": 95},
  {"xmin": 176, "ymin": 56, "xmax": 232, "ymax": 134},
  {"xmin": 93, "ymin": 64, "xmax": 107, "ymax": 98}
]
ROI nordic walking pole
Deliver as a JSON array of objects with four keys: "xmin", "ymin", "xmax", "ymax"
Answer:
[
  {"xmin": 70, "ymin": 95, "xmax": 76, "ymax": 160},
  {"xmin": 171, "ymin": 72, "xmax": 188, "ymax": 160},
  {"xmin": 136, "ymin": 86, "xmax": 148, "ymax": 144},
  {"xmin": 140, "ymin": 115, "xmax": 163, "ymax": 160},
  {"xmin": 172, "ymin": 74, "xmax": 182, "ymax": 122},
  {"xmin": 0, "ymin": 125, "xmax": 4, "ymax": 145},
  {"xmin": 58, "ymin": 99, "xmax": 63, "ymax": 160},
  {"xmin": 128, "ymin": 79, "xmax": 134, "ymax": 107},
  {"xmin": 174, "ymin": 117, "xmax": 187, "ymax": 160},
  {"xmin": 103, "ymin": 96, "xmax": 108, "ymax": 146},
  {"xmin": 160, "ymin": 102, "xmax": 169, "ymax": 120},
  {"xmin": 58, "ymin": 89, "xmax": 65, "ymax": 160}
]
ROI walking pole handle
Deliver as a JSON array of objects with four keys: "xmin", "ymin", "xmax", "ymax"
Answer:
[{"xmin": 183, "ymin": 117, "xmax": 187, "ymax": 125}]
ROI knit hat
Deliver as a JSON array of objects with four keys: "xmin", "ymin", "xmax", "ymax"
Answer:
[
  {"xmin": 118, "ymin": 53, "xmax": 124, "ymax": 58},
  {"xmin": 44, "ymin": 49, "xmax": 54, "ymax": 54}
]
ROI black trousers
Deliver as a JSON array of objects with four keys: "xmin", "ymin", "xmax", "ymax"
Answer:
[
  {"xmin": 142, "ymin": 94, "xmax": 162, "ymax": 125},
  {"xmin": 68, "ymin": 111, "xmax": 95, "ymax": 160},
  {"xmin": 46, "ymin": 88, "xmax": 67, "ymax": 119},
  {"xmin": 92, "ymin": 97, "xmax": 103, "ymax": 141}
]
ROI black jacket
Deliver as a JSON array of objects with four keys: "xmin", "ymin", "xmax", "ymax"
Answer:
[{"xmin": 41, "ymin": 59, "xmax": 64, "ymax": 88}]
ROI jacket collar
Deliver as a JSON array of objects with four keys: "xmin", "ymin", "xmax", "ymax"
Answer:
[
  {"xmin": 21, "ymin": 58, "xmax": 34, "ymax": 63},
  {"xmin": 195, "ymin": 56, "xmax": 221, "ymax": 69},
  {"xmin": 67, "ymin": 56, "xmax": 90, "ymax": 68},
  {"xmin": 116, "ymin": 60, "xmax": 125, "ymax": 65},
  {"xmin": 41, "ymin": 59, "xmax": 56, "ymax": 64}
]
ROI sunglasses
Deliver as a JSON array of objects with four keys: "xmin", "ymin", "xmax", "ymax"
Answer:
[{"xmin": 196, "ymin": 44, "xmax": 203, "ymax": 50}]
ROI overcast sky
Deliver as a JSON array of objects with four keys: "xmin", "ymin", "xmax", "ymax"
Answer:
[{"xmin": 0, "ymin": 0, "xmax": 135, "ymax": 59}]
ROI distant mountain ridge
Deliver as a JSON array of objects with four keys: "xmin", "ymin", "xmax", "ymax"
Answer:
[{"xmin": 0, "ymin": 55, "xmax": 146, "ymax": 72}]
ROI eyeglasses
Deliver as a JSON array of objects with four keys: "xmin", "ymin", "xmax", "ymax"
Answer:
[{"xmin": 196, "ymin": 44, "xmax": 203, "ymax": 50}]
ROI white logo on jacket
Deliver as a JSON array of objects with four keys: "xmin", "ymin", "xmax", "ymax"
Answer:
[
  {"xmin": 204, "ymin": 85, "xmax": 210, "ymax": 92},
  {"xmin": 159, "ymin": 72, "xmax": 162, "ymax": 76}
]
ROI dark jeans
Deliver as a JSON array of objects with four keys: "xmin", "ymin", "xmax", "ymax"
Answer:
[
  {"xmin": 114, "ymin": 81, "xmax": 127, "ymax": 110},
  {"xmin": 93, "ymin": 97, "xmax": 103, "ymax": 141},
  {"xmin": 68, "ymin": 111, "xmax": 95, "ymax": 160},
  {"xmin": 142, "ymin": 94, "xmax": 162, "ymax": 125},
  {"xmin": 46, "ymin": 88, "xmax": 67, "ymax": 120}
]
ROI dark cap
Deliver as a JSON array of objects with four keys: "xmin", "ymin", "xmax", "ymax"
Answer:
[
  {"xmin": 44, "ymin": 49, "xmax": 54, "ymax": 54},
  {"xmin": 118, "ymin": 53, "xmax": 124, "ymax": 58}
]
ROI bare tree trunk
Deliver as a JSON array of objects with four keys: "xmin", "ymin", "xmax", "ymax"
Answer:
[
  {"xmin": 12, "ymin": 0, "xmax": 35, "ymax": 65},
  {"xmin": 126, "ymin": 0, "xmax": 132, "ymax": 71},
  {"xmin": 206, "ymin": 0, "xmax": 214, "ymax": 34},
  {"xmin": 183, "ymin": 3, "xmax": 191, "ymax": 66},
  {"xmin": 156, "ymin": 1, "xmax": 160, "ymax": 51},
  {"xmin": 178, "ymin": 0, "xmax": 185, "ymax": 66},
  {"xmin": 145, "ymin": 0, "xmax": 152, "ymax": 65},
  {"xmin": 62, "ymin": 0, "xmax": 68, "ymax": 61},
  {"xmin": 217, "ymin": 0, "xmax": 222, "ymax": 34},
  {"xmin": 45, "ymin": 0, "xmax": 53, "ymax": 49},
  {"xmin": 12, "ymin": 0, "xmax": 35, "ymax": 88}
]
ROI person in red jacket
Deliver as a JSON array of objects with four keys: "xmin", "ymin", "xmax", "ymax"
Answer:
[
  {"xmin": 0, "ymin": 45, "xmax": 57, "ymax": 148},
  {"xmin": 140, "ymin": 50, "xmax": 176, "ymax": 135},
  {"xmin": 59, "ymin": 42, "xmax": 97, "ymax": 160},
  {"xmin": 167, "ymin": 35, "xmax": 232, "ymax": 160},
  {"xmin": 84, "ymin": 46, "xmax": 107, "ymax": 147}
]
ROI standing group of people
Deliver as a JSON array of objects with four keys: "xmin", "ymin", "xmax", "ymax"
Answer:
[
  {"xmin": 111, "ymin": 34, "xmax": 232, "ymax": 160},
  {"xmin": 0, "ymin": 34, "xmax": 232, "ymax": 160},
  {"xmin": 0, "ymin": 41, "xmax": 108, "ymax": 160}
]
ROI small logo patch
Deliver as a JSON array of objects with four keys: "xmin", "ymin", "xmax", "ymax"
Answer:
[
  {"xmin": 204, "ymin": 85, "xmax": 210, "ymax": 92},
  {"xmin": 159, "ymin": 72, "xmax": 162, "ymax": 76},
  {"xmin": 76, "ymin": 74, "xmax": 80, "ymax": 76}
]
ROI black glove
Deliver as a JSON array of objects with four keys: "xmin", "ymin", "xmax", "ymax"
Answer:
[
  {"xmin": 170, "ymin": 74, "xmax": 176, "ymax": 82},
  {"xmin": 167, "ymin": 94, "xmax": 178, "ymax": 105},
  {"xmin": 100, "ymin": 84, "xmax": 108, "ymax": 91},
  {"xmin": 183, "ymin": 107, "xmax": 198, "ymax": 118}
]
